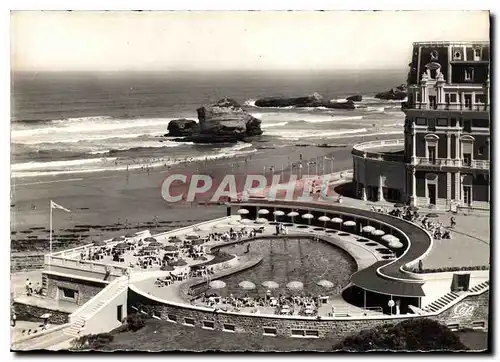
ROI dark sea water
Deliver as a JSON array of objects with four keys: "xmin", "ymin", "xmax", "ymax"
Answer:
[{"xmin": 11, "ymin": 70, "xmax": 407, "ymax": 178}]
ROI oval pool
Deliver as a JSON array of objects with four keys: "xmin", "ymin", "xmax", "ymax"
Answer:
[{"xmin": 212, "ymin": 237, "xmax": 356, "ymax": 297}]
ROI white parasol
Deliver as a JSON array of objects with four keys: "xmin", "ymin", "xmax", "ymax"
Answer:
[
  {"xmin": 238, "ymin": 281, "xmax": 256, "ymax": 290},
  {"xmin": 209, "ymin": 280, "xmax": 226, "ymax": 289}
]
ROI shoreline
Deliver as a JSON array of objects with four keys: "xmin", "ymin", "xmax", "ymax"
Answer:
[{"xmin": 10, "ymin": 133, "xmax": 402, "ymax": 256}]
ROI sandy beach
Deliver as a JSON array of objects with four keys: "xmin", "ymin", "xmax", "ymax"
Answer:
[{"xmin": 10, "ymin": 133, "xmax": 402, "ymax": 255}]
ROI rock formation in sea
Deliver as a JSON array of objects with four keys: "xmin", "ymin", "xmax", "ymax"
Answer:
[
  {"xmin": 254, "ymin": 92, "xmax": 355, "ymax": 110},
  {"xmin": 375, "ymin": 84, "xmax": 407, "ymax": 100},
  {"xmin": 346, "ymin": 95, "xmax": 362, "ymax": 102},
  {"xmin": 166, "ymin": 119, "xmax": 199, "ymax": 136},
  {"xmin": 167, "ymin": 97, "xmax": 263, "ymax": 143}
]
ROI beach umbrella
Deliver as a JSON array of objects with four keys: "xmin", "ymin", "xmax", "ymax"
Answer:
[
  {"xmin": 316, "ymin": 280, "xmax": 334, "ymax": 288},
  {"xmin": 240, "ymin": 218, "xmax": 253, "ymax": 225},
  {"xmin": 261, "ymin": 281, "xmax": 279, "ymax": 289},
  {"xmin": 343, "ymin": 220, "xmax": 356, "ymax": 227},
  {"xmin": 40, "ymin": 313, "xmax": 52, "ymax": 319},
  {"xmin": 161, "ymin": 264, "xmax": 175, "ymax": 271},
  {"xmin": 426, "ymin": 213, "xmax": 439, "ymax": 218},
  {"xmin": 148, "ymin": 241, "xmax": 163, "ymax": 248},
  {"xmin": 93, "ymin": 240, "xmax": 106, "ymax": 246},
  {"xmin": 362, "ymin": 225, "xmax": 375, "ymax": 233},
  {"xmin": 192, "ymin": 239, "xmax": 205, "ymax": 246},
  {"xmin": 209, "ymin": 280, "xmax": 226, "ymax": 289},
  {"xmin": 144, "ymin": 237, "xmax": 156, "ymax": 242},
  {"xmin": 164, "ymin": 245, "xmax": 178, "ymax": 252},
  {"xmin": 143, "ymin": 245, "xmax": 157, "ymax": 251},
  {"xmin": 371, "ymin": 229, "xmax": 385, "ymax": 236},
  {"xmin": 239, "ymin": 281, "xmax": 256, "ymax": 290},
  {"xmin": 258, "ymin": 209, "xmax": 270, "ymax": 215},
  {"xmin": 185, "ymin": 234, "xmax": 200, "ymax": 240},
  {"xmin": 286, "ymin": 281, "xmax": 304, "ymax": 291},
  {"xmin": 125, "ymin": 233, "xmax": 136, "ymax": 238},
  {"xmin": 255, "ymin": 218, "xmax": 268, "ymax": 224},
  {"xmin": 381, "ymin": 234, "xmax": 395, "ymax": 243},
  {"xmin": 318, "ymin": 215, "xmax": 330, "ymax": 227},
  {"xmin": 302, "ymin": 213, "xmax": 314, "ymax": 225},
  {"xmin": 273, "ymin": 210, "xmax": 285, "ymax": 221},
  {"xmin": 114, "ymin": 242, "xmax": 128, "ymax": 249},
  {"xmin": 408, "ymin": 206, "xmax": 419, "ymax": 212},
  {"xmin": 237, "ymin": 208, "xmax": 249, "ymax": 215},
  {"xmin": 169, "ymin": 236, "xmax": 182, "ymax": 243},
  {"xmin": 330, "ymin": 217, "xmax": 343, "ymax": 223},
  {"xmin": 112, "ymin": 236, "xmax": 125, "ymax": 242},
  {"xmin": 394, "ymin": 203, "xmax": 405, "ymax": 208},
  {"xmin": 287, "ymin": 211, "xmax": 299, "ymax": 223},
  {"xmin": 389, "ymin": 240, "xmax": 404, "ymax": 249}
]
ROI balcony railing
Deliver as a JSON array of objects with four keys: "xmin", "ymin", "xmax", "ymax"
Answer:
[
  {"xmin": 406, "ymin": 103, "xmax": 490, "ymax": 112},
  {"xmin": 415, "ymin": 157, "xmax": 490, "ymax": 169}
]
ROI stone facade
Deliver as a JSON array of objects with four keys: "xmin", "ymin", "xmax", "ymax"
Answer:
[
  {"xmin": 128, "ymin": 288, "xmax": 489, "ymax": 340},
  {"xmin": 44, "ymin": 272, "xmax": 107, "ymax": 306},
  {"xmin": 13, "ymin": 301, "xmax": 69, "ymax": 325}
]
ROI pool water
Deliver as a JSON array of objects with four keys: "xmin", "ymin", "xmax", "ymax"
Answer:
[{"xmin": 214, "ymin": 237, "xmax": 356, "ymax": 297}]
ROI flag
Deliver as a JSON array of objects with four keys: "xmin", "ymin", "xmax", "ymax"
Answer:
[{"xmin": 50, "ymin": 200, "xmax": 71, "ymax": 212}]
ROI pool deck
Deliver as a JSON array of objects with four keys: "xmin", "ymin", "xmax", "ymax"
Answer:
[{"xmin": 131, "ymin": 225, "xmax": 389, "ymax": 318}]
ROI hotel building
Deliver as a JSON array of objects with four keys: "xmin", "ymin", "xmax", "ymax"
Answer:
[{"xmin": 353, "ymin": 41, "xmax": 490, "ymax": 209}]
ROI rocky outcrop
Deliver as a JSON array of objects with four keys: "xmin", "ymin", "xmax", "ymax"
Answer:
[
  {"xmin": 254, "ymin": 92, "xmax": 355, "ymax": 109},
  {"xmin": 346, "ymin": 95, "xmax": 362, "ymax": 102},
  {"xmin": 169, "ymin": 98, "xmax": 262, "ymax": 143},
  {"xmin": 375, "ymin": 84, "xmax": 407, "ymax": 100},
  {"xmin": 166, "ymin": 119, "xmax": 199, "ymax": 136}
]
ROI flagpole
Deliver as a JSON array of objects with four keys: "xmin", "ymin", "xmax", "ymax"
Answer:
[{"xmin": 49, "ymin": 200, "xmax": 52, "ymax": 271}]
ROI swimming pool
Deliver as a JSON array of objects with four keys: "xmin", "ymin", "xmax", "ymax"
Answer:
[{"xmin": 213, "ymin": 237, "xmax": 356, "ymax": 297}]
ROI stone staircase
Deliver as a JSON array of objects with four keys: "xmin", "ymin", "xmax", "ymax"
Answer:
[
  {"xmin": 422, "ymin": 291, "xmax": 461, "ymax": 313},
  {"xmin": 422, "ymin": 280, "xmax": 489, "ymax": 314},
  {"xmin": 469, "ymin": 280, "xmax": 489, "ymax": 293},
  {"xmin": 63, "ymin": 277, "xmax": 128, "ymax": 339}
]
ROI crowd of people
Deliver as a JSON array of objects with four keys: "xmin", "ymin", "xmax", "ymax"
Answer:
[
  {"xmin": 372, "ymin": 205, "xmax": 454, "ymax": 240},
  {"xmin": 199, "ymin": 292, "xmax": 326, "ymax": 316}
]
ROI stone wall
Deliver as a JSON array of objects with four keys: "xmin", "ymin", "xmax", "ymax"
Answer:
[
  {"xmin": 13, "ymin": 301, "xmax": 69, "ymax": 325},
  {"xmin": 44, "ymin": 272, "xmax": 107, "ymax": 306},
  {"xmin": 128, "ymin": 288, "xmax": 489, "ymax": 340}
]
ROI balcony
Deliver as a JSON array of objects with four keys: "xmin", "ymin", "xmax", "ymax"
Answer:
[
  {"xmin": 405, "ymin": 103, "xmax": 489, "ymax": 112},
  {"xmin": 415, "ymin": 157, "xmax": 490, "ymax": 170}
]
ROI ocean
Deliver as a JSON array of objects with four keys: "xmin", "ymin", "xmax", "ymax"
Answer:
[{"xmin": 11, "ymin": 70, "xmax": 407, "ymax": 178}]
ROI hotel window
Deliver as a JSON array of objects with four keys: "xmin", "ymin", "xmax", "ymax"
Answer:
[
  {"xmin": 223, "ymin": 324, "xmax": 236, "ymax": 332},
  {"xmin": 184, "ymin": 317, "xmax": 195, "ymax": 326},
  {"xmin": 202, "ymin": 321, "xmax": 215, "ymax": 330},
  {"xmin": 415, "ymin": 118, "xmax": 427, "ymax": 126},
  {"xmin": 474, "ymin": 48, "xmax": 481, "ymax": 61},
  {"xmin": 167, "ymin": 314, "xmax": 177, "ymax": 323},
  {"xmin": 472, "ymin": 119, "xmax": 489, "ymax": 128},
  {"xmin": 478, "ymin": 146, "xmax": 485, "ymax": 156},
  {"xmin": 263, "ymin": 327, "xmax": 277, "ymax": 336},
  {"xmin": 449, "ymin": 94, "xmax": 457, "ymax": 103},
  {"xmin": 475, "ymin": 94, "xmax": 486, "ymax": 104},
  {"xmin": 437, "ymin": 118, "xmax": 448, "ymax": 127},
  {"xmin": 465, "ymin": 68, "xmax": 474, "ymax": 81},
  {"xmin": 450, "ymin": 118, "xmax": 458, "ymax": 127}
]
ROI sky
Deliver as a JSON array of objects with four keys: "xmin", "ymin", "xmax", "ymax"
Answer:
[{"xmin": 11, "ymin": 10, "xmax": 490, "ymax": 72}]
